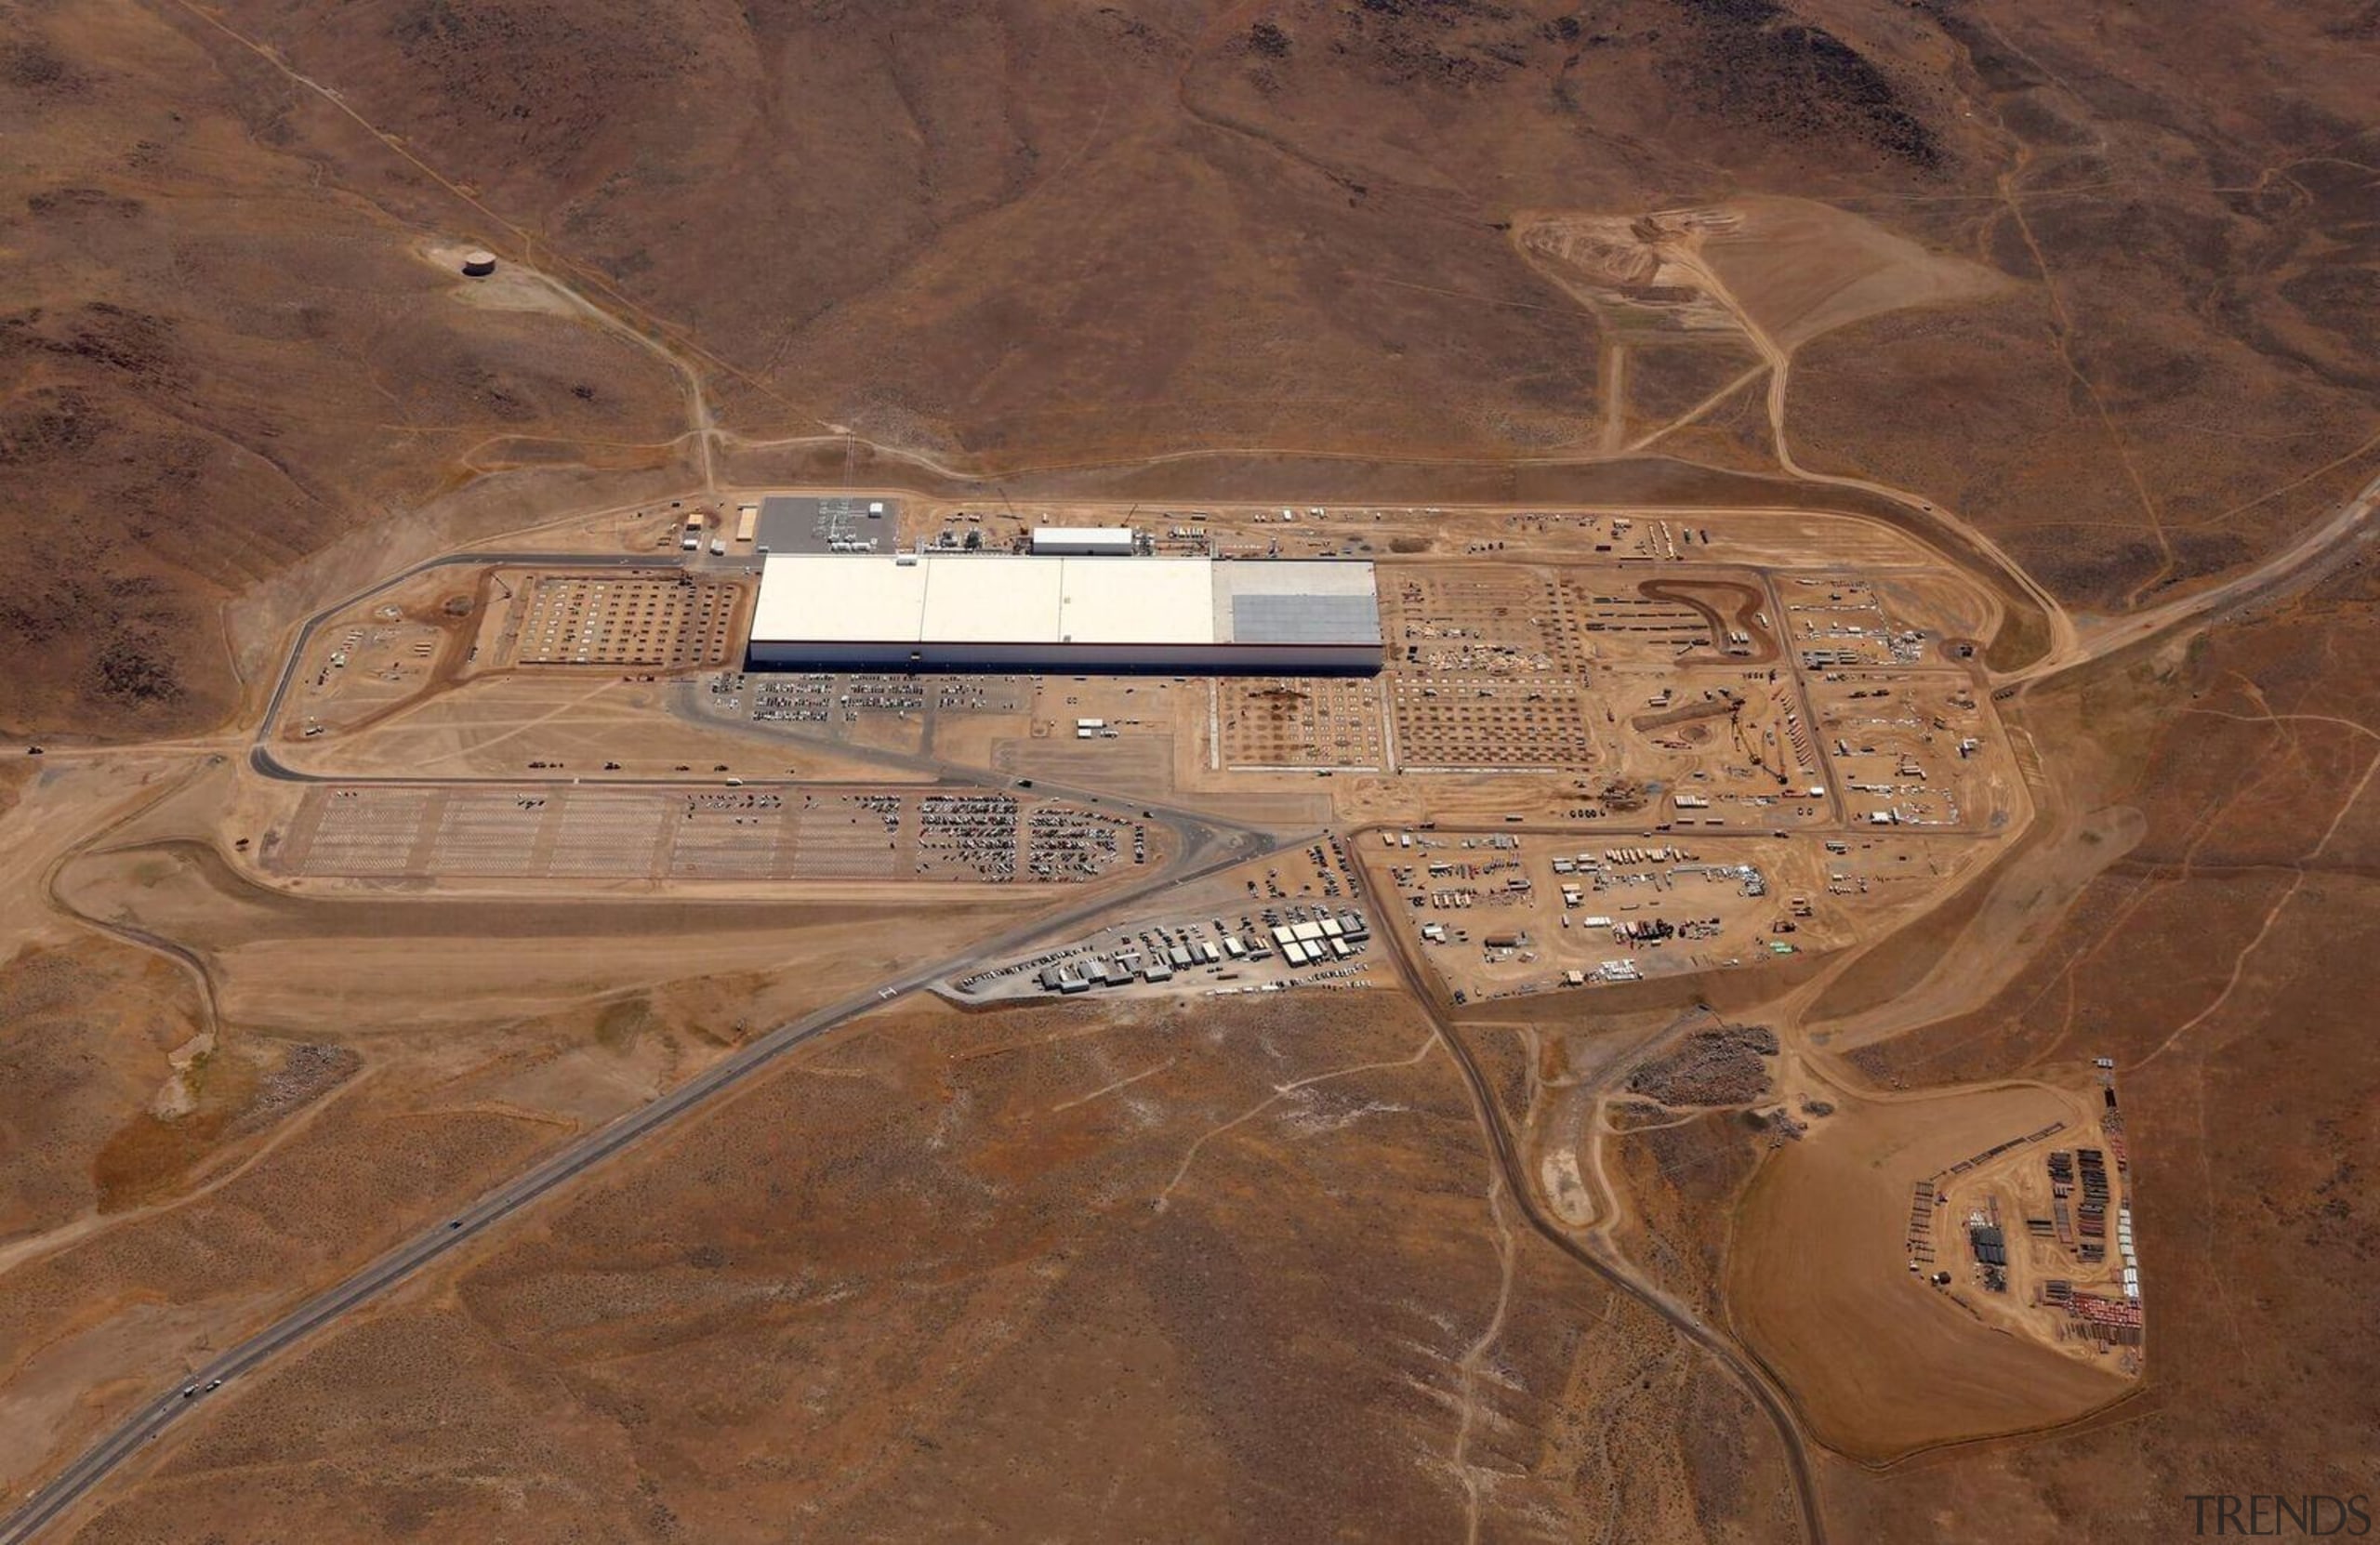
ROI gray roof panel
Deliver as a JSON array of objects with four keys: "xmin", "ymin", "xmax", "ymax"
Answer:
[{"xmin": 1230, "ymin": 591, "xmax": 1382, "ymax": 646}]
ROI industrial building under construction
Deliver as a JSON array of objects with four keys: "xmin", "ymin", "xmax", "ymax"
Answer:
[{"xmin": 746, "ymin": 552, "xmax": 1382, "ymax": 674}]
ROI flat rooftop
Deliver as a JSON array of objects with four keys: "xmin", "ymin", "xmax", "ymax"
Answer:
[
  {"xmin": 753, "ymin": 495, "xmax": 896, "ymax": 554},
  {"xmin": 750, "ymin": 553, "xmax": 1381, "ymax": 650}
]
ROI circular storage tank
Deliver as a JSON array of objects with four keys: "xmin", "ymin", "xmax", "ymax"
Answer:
[{"xmin": 461, "ymin": 250, "xmax": 497, "ymax": 277}]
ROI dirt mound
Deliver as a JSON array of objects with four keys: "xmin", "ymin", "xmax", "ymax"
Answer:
[{"xmin": 1629, "ymin": 1023, "xmax": 1780, "ymax": 1106}]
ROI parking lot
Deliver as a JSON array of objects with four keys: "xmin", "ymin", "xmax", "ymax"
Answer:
[{"xmin": 270, "ymin": 785, "xmax": 1149, "ymax": 885}]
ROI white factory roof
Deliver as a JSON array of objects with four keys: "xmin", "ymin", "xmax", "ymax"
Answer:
[
  {"xmin": 1059, "ymin": 558, "xmax": 1210, "ymax": 643},
  {"xmin": 1030, "ymin": 525, "xmax": 1136, "ymax": 550},
  {"xmin": 751, "ymin": 553, "xmax": 1379, "ymax": 649},
  {"xmin": 765, "ymin": 555, "xmax": 932, "ymax": 645},
  {"xmin": 932, "ymin": 555, "xmax": 1064, "ymax": 641}
]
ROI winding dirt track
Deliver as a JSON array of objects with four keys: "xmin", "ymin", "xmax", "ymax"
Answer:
[{"xmin": 1348, "ymin": 823, "xmax": 1832, "ymax": 1545}]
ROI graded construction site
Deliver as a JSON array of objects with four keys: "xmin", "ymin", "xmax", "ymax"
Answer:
[{"xmin": 1, "ymin": 485, "xmax": 2160, "ymax": 1545}]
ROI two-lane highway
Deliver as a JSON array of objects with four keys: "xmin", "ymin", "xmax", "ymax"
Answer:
[{"xmin": 3, "ymin": 790, "xmax": 1284, "ymax": 1543}]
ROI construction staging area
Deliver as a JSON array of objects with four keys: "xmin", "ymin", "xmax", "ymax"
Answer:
[
  {"xmin": 1218, "ymin": 676, "xmax": 1389, "ymax": 771},
  {"xmin": 254, "ymin": 492, "xmax": 2027, "ymax": 916},
  {"xmin": 503, "ymin": 572, "xmax": 745, "ymax": 668},
  {"xmin": 211, "ymin": 489, "xmax": 2030, "ymax": 1006},
  {"xmin": 1903, "ymin": 1072, "xmax": 2144, "ymax": 1368},
  {"xmin": 1360, "ymin": 830, "xmax": 1830, "ymax": 1000},
  {"xmin": 950, "ymin": 837, "xmax": 1385, "ymax": 1004}
]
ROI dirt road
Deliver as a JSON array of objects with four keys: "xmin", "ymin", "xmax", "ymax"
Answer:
[{"xmin": 1348, "ymin": 824, "xmax": 1831, "ymax": 1545}]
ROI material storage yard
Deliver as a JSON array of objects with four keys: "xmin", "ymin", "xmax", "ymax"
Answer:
[
  {"xmin": 1903, "ymin": 1072, "xmax": 2144, "ymax": 1365},
  {"xmin": 948, "ymin": 839, "xmax": 1386, "ymax": 1003},
  {"xmin": 1363, "ymin": 831, "xmax": 1823, "ymax": 999}
]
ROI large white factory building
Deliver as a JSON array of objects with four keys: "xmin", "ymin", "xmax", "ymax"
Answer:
[{"xmin": 746, "ymin": 552, "xmax": 1382, "ymax": 674}]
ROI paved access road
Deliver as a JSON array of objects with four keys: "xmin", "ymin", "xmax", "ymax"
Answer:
[{"xmin": 1, "ymin": 784, "xmax": 1278, "ymax": 1543}]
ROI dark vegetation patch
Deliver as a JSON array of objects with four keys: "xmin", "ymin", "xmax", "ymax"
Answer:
[
  {"xmin": 0, "ymin": 388, "xmax": 103, "ymax": 465},
  {"xmin": 595, "ymin": 995, "xmax": 658, "ymax": 1053},
  {"xmin": 0, "ymin": 571, "xmax": 192, "ymax": 717},
  {"xmin": 88, "ymin": 637, "xmax": 188, "ymax": 707},
  {"xmin": 230, "ymin": 1043, "xmax": 364, "ymax": 1141},
  {"xmin": 94, "ymin": 1063, "xmax": 260, "ymax": 1213},
  {"xmin": 1683, "ymin": 1367, "xmax": 1754, "ymax": 1535},
  {"xmin": 1333, "ymin": 0, "xmax": 1533, "ymax": 87},
  {"xmin": 1606, "ymin": 1098, "xmax": 1679, "ymax": 1130},
  {"xmin": 1656, "ymin": 0, "xmax": 1944, "ymax": 170},
  {"xmin": 0, "ymin": 38, "xmax": 82, "ymax": 95},
  {"xmin": 89, "ymin": 1038, "xmax": 358, "ymax": 1211},
  {"xmin": 0, "ymin": 304, "xmax": 186, "ymax": 394},
  {"xmin": 25, "ymin": 187, "xmax": 146, "ymax": 220},
  {"xmin": 386, "ymin": 0, "xmax": 699, "ymax": 155}
]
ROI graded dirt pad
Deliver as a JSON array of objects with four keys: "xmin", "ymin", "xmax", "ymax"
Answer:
[
  {"xmin": 1696, "ymin": 195, "xmax": 2010, "ymax": 351},
  {"xmin": 1513, "ymin": 196, "xmax": 2005, "ymax": 355},
  {"xmin": 52, "ymin": 829, "xmax": 1047, "ymax": 1037},
  {"xmin": 58, "ymin": 992, "xmax": 1803, "ymax": 1544},
  {"xmin": 1726, "ymin": 1082, "xmax": 2129, "ymax": 1460},
  {"xmin": 274, "ymin": 669, "xmax": 920, "ymax": 785}
]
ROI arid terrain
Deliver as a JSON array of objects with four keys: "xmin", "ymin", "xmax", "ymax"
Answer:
[{"xmin": 3, "ymin": 0, "xmax": 2376, "ymax": 1541}]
